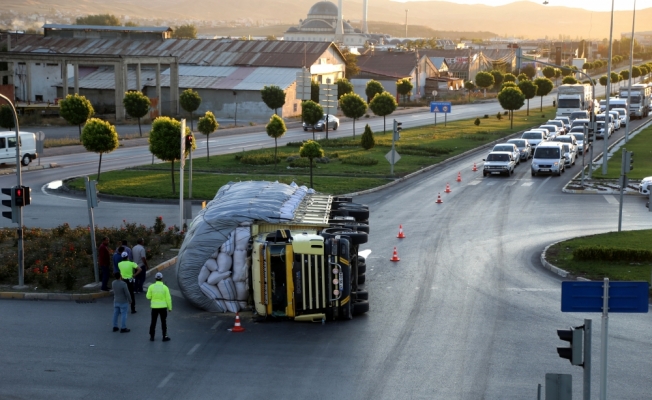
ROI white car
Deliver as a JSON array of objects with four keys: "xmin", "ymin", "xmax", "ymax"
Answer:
[
  {"xmin": 491, "ymin": 143, "xmax": 521, "ymax": 166},
  {"xmin": 639, "ymin": 176, "xmax": 652, "ymax": 195},
  {"xmin": 608, "ymin": 111, "xmax": 621, "ymax": 130},
  {"xmin": 550, "ymin": 134, "xmax": 578, "ymax": 157},
  {"xmin": 595, "ymin": 121, "xmax": 613, "ymax": 139},
  {"xmin": 560, "ymin": 143, "xmax": 576, "ymax": 167},
  {"xmin": 569, "ymin": 131, "xmax": 588, "ymax": 154},
  {"xmin": 546, "ymin": 119, "xmax": 567, "ymax": 134},
  {"xmin": 612, "ymin": 108, "xmax": 629, "ymax": 127},
  {"xmin": 521, "ymin": 130, "xmax": 548, "ymax": 148},
  {"xmin": 554, "ymin": 116, "xmax": 571, "ymax": 133},
  {"xmin": 538, "ymin": 124, "xmax": 564, "ymax": 138},
  {"xmin": 483, "ymin": 151, "xmax": 516, "ymax": 177}
]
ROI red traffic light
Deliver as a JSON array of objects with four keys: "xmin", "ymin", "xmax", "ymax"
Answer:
[{"xmin": 15, "ymin": 188, "xmax": 22, "ymax": 197}]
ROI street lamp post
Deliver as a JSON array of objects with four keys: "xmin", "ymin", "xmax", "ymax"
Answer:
[
  {"xmin": 603, "ymin": 0, "xmax": 615, "ymax": 176},
  {"xmin": 625, "ymin": 0, "xmax": 637, "ymax": 144},
  {"xmin": 404, "ymin": 9, "xmax": 408, "ymax": 39}
]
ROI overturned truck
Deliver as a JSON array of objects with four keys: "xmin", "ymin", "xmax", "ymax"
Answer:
[{"xmin": 177, "ymin": 181, "xmax": 370, "ymax": 321}]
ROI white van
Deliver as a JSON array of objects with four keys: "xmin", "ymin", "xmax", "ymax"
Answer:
[
  {"xmin": 531, "ymin": 142, "xmax": 565, "ymax": 177},
  {"xmin": 0, "ymin": 131, "xmax": 38, "ymax": 166}
]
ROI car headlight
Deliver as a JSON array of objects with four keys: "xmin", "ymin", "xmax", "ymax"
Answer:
[{"xmin": 553, "ymin": 162, "xmax": 559, "ymax": 166}]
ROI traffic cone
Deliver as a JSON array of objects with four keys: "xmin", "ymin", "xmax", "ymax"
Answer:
[
  {"xmin": 229, "ymin": 312, "xmax": 245, "ymax": 332},
  {"xmin": 444, "ymin": 183, "xmax": 452, "ymax": 193},
  {"xmin": 390, "ymin": 247, "xmax": 400, "ymax": 262},
  {"xmin": 456, "ymin": 172, "xmax": 462, "ymax": 182},
  {"xmin": 472, "ymin": 163, "xmax": 478, "ymax": 172},
  {"xmin": 397, "ymin": 224, "xmax": 405, "ymax": 239},
  {"xmin": 436, "ymin": 193, "xmax": 443, "ymax": 204}
]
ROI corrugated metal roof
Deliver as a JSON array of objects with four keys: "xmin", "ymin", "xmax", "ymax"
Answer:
[
  {"xmin": 9, "ymin": 36, "xmax": 336, "ymax": 68},
  {"xmin": 43, "ymin": 24, "xmax": 172, "ymax": 32},
  {"xmin": 57, "ymin": 66, "xmax": 159, "ymax": 90}
]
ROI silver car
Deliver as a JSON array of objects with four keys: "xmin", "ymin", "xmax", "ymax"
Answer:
[
  {"xmin": 303, "ymin": 114, "xmax": 340, "ymax": 131},
  {"xmin": 507, "ymin": 138, "xmax": 532, "ymax": 160},
  {"xmin": 569, "ymin": 131, "xmax": 588, "ymax": 154}
]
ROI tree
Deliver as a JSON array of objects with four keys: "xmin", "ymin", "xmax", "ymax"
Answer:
[
  {"xmin": 311, "ymin": 81, "xmax": 320, "ymax": 103},
  {"xmin": 639, "ymin": 65, "xmax": 650, "ymax": 82},
  {"xmin": 0, "ymin": 104, "xmax": 15, "ymax": 129},
  {"xmin": 503, "ymin": 73, "xmax": 516, "ymax": 83},
  {"xmin": 365, "ymin": 80, "xmax": 384, "ymax": 102},
  {"xmin": 360, "ymin": 124, "xmax": 375, "ymax": 150},
  {"xmin": 620, "ymin": 69, "xmax": 630, "ymax": 81},
  {"xmin": 81, "ymin": 118, "xmax": 119, "ymax": 182},
  {"xmin": 497, "ymin": 87, "xmax": 525, "ymax": 129},
  {"xmin": 560, "ymin": 65, "xmax": 574, "ymax": 77},
  {"xmin": 197, "ymin": 111, "xmax": 218, "ymax": 161},
  {"xmin": 149, "ymin": 117, "xmax": 194, "ymax": 194},
  {"xmin": 554, "ymin": 68, "xmax": 562, "ymax": 85},
  {"xmin": 542, "ymin": 66, "xmax": 556, "ymax": 79},
  {"xmin": 265, "ymin": 35, "xmax": 277, "ymax": 41},
  {"xmin": 517, "ymin": 73, "xmax": 529, "ymax": 82},
  {"xmin": 172, "ymin": 24, "xmax": 197, "ymax": 39},
  {"xmin": 260, "ymin": 85, "xmax": 286, "ymax": 115},
  {"xmin": 501, "ymin": 82, "xmax": 517, "ymax": 90},
  {"xmin": 583, "ymin": 62, "xmax": 592, "ymax": 70},
  {"xmin": 124, "ymin": 21, "xmax": 139, "ymax": 27},
  {"xmin": 301, "ymin": 100, "xmax": 323, "ymax": 140},
  {"xmin": 464, "ymin": 81, "xmax": 476, "ymax": 102},
  {"xmin": 490, "ymin": 70, "xmax": 504, "ymax": 91},
  {"xmin": 59, "ymin": 93, "xmax": 94, "ymax": 139},
  {"xmin": 610, "ymin": 72, "xmax": 620, "ymax": 94},
  {"xmin": 339, "ymin": 48, "xmax": 360, "ymax": 78},
  {"xmin": 562, "ymin": 76, "xmax": 578, "ymax": 85},
  {"xmin": 534, "ymin": 77, "xmax": 553, "ymax": 110},
  {"xmin": 339, "ymin": 92, "xmax": 367, "ymax": 137},
  {"xmin": 521, "ymin": 64, "xmax": 537, "ymax": 80},
  {"xmin": 396, "ymin": 78, "xmax": 413, "ymax": 103},
  {"xmin": 517, "ymin": 80, "xmax": 537, "ymax": 116},
  {"xmin": 475, "ymin": 71, "xmax": 495, "ymax": 97},
  {"xmin": 122, "ymin": 91, "xmax": 150, "ymax": 137},
  {"xmin": 368, "ymin": 91, "xmax": 397, "ymax": 133},
  {"xmin": 179, "ymin": 88, "xmax": 201, "ymax": 131},
  {"xmin": 599, "ymin": 75, "xmax": 608, "ymax": 88},
  {"xmin": 632, "ymin": 66, "xmax": 642, "ymax": 82},
  {"xmin": 266, "ymin": 114, "xmax": 286, "ymax": 168},
  {"xmin": 76, "ymin": 14, "xmax": 121, "ymax": 26},
  {"xmin": 299, "ymin": 140, "xmax": 324, "ymax": 188},
  {"xmin": 336, "ymin": 78, "xmax": 354, "ymax": 100}
]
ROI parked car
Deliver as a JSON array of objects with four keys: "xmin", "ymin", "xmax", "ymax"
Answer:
[
  {"xmin": 483, "ymin": 152, "xmax": 516, "ymax": 177},
  {"xmin": 531, "ymin": 142, "xmax": 565, "ymax": 177},
  {"xmin": 521, "ymin": 130, "xmax": 548, "ymax": 148},
  {"xmin": 569, "ymin": 131, "xmax": 588, "ymax": 154},
  {"xmin": 547, "ymin": 119, "xmax": 568, "ymax": 133},
  {"xmin": 303, "ymin": 115, "xmax": 340, "ymax": 131},
  {"xmin": 492, "ymin": 143, "xmax": 521, "ymax": 165},
  {"xmin": 506, "ymin": 138, "xmax": 532, "ymax": 160},
  {"xmin": 612, "ymin": 108, "xmax": 629, "ymax": 127}
]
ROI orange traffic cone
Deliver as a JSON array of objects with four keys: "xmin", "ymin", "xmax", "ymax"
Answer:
[
  {"xmin": 229, "ymin": 312, "xmax": 245, "ymax": 332},
  {"xmin": 436, "ymin": 193, "xmax": 443, "ymax": 204},
  {"xmin": 456, "ymin": 172, "xmax": 462, "ymax": 182},
  {"xmin": 444, "ymin": 183, "xmax": 452, "ymax": 193},
  {"xmin": 472, "ymin": 163, "xmax": 478, "ymax": 172},
  {"xmin": 397, "ymin": 224, "xmax": 405, "ymax": 238},
  {"xmin": 390, "ymin": 246, "xmax": 400, "ymax": 262}
]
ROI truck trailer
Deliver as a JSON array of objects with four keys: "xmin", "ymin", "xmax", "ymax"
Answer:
[
  {"xmin": 177, "ymin": 181, "xmax": 370, "ymax": 322},
  {"xmin": 619, "ymin": 84, "xmax": 651, "ymax": 119},
  {"xmin": 556, "ymin": 84, "xmax": 592, "ymax": 118}
]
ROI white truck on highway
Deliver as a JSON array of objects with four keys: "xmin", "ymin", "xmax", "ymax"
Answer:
[
  {"xmin": 619, "ymin": 84, "xmax": 651, "ymax": 119},
  {"xmin": 176, "ymin": 181, "xmax": 370, "ymax": 322},
  {"xmin": 556, "ymin": 84, "xmax": 592, "ymax": 118}
]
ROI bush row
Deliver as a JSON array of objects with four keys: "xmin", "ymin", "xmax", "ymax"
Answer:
[{"xmin": 573, "ymin": 246, "xmax": 652, "ymax": 262}]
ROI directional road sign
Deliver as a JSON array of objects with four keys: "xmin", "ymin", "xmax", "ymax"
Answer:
[
  {"xmin": 385, "ymin": 149, "xmax": 401, "ymax": 165},
  {"xmin": 561, "ymin": 281, "xmax": 649, "ymax": 313},
  {"xmin": 296, "ymin": 68, "xmax": 312, "ymax": 100},
  {"xmin": 430, "ymin": 101, "xmax": 452, "ymax": 113}
]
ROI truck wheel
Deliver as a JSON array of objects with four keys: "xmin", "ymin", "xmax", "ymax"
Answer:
[
  {"xmin": 355, "ymin": 290, "xmax": 368, "ymax": 300},
  {"xmin": 358, "ymin": 274, "xmax": 366, "ymax": 284},
  {"xmin": 332, "ymin": 201, "xmax": 367, "ymax": 210},
  {"xmin": 323, "ymin": 230, "xmax": 368, "ymax": 245},
  {"xmin": 332, "ymin": 223, "xmax": 369, "ymax": 234},
  {"xmin": 21, "ymin": 155, "xmax": 31, "ymax": 166},
  {"xmin": 336, "ymin": 207, "xmax": 369, "ymax": 221},
  {"xmin": 352, "ymin": 299, "xmax": 369, "ymax": 315},
  {"xmin": 357, "ymin": 263, "xmax": 366, "ymax": 274}
]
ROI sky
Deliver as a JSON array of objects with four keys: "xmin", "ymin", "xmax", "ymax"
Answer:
[{"xmin": 400, "ymin": 0, "xmax": 649, "ymax": 12}]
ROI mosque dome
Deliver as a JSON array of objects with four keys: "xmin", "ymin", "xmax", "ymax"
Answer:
[{"xmin": 308, "ymin": 1, "xmax": 338, "ymax": 17}]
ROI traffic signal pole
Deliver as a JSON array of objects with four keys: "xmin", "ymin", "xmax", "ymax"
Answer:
[
  {"xmin": 600, "ymin": 278, "xmax": 610, "ymax": 400},
  {"xmin": 583, "ymin": 319, "xmax": 592, "ymax": 400}
]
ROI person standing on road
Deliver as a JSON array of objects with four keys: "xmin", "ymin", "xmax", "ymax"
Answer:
[
  {"xmin": 118, "ymin": 239, "xmax": 133, "ymax": 262},
  {"xmin": 118, "ymin": 252, "xmax": 141, "ymax": 314},
  {"xmin": 98, "ymin": 237, "xmax": 112, "ymax": 291},
  {"xmin": 146, "ymin": 272, "xmax": 172, "ymax": 342},
  {"xmin": 111, "ymin": 272, "xmax": 132, "ymax": 333},
  {"xmin": 112, "ymin": 246, "xmax": 125, "ymax": 274},
  {"xmin": 132, "ymin": 238, "xmax": 148, "ymax": 294}
]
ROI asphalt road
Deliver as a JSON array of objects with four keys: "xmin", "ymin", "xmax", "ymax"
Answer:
[{"xmin": 1, "ymin": 94, "xmax": 651, "ymax": 399}]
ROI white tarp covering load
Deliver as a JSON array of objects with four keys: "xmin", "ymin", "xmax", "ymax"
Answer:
[{"xmin": 177, "ymin": 181, "xmax": 313, "ymax": 312}]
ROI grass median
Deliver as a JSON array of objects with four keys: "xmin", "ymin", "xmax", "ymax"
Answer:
[
  {"xmin": 592, "ymin": 123, "xmax": 652, "ymax": 179},
  {"xmin": 68, "ymin": 106, "xmax": 556, "ymax": 197},
  {"xmin": 546, "ymin": 230, "xmax": 652, "ymax": 295}
]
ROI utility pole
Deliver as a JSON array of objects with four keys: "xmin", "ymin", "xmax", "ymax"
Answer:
[{"xmin": 404, "ymin": 9, "xmax": 408, "ymax": 39}]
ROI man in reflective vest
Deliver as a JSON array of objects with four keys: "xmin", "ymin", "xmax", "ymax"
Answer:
[
  {"xmin": 118, "ymin": 252, "xmax": 141, "ymax": 314},
  {"xmin": 146, "ymin": 272, "xmax": 172, "ymax": 342}
]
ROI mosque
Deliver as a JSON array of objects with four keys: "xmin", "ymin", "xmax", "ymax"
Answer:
[{"xmin": 284, "ymin": 0, "xmax": 370, "ymax": 45}]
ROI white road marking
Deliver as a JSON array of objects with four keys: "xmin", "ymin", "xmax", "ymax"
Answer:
[
  {"xmin": 157, "ymin": 372, "xmax": 175, "ymax": 388},
  {"xmin": 521, "ymin": 182, "xmax": 534, "ymax": 187},
  {"xmin": 468, "ymin": 180, "xmax": 481, "ymax": 186},
  {"xmin": 211, "ymin": 321, "xmax": 222, "ymax": 330},
  {"xmin": 187, "ymin": 344, "xmax": 201, "ymax": 356},
  {"xmin": 505, "ymin": 288, "xmax": 560, "ymax": 292},
  {"xmin": 486, "ymin": 181, "xmax": 497, "ymax": 186},
  {"xmin": 603, "ymin": 195, "xmax": 619, "ymax": 205}
]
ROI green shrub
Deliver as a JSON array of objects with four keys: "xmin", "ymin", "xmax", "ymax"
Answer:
[
  {"xmin": 496, "ymin": 112, "xmax": 502, "ymax": 120},
  {"xmin": 361, "ymin": 124, "xmax": 375, "ymax": 150},
  {"xmin": 341, "ymin": 156, "xmax": 378, "ymax": 166},
  {"xmin": 239, "ymin": 152, "xmax": 278, "ymax": 165},
  {"xmin": 286, "ymin": 141, "xmax": 303, "ymax": 147},
  {"xmin": 398, "ymin": 145, "xmax": 452, "ymax": 157},
  {"xmin": 288, "ymin": 157, "xmax": 311, "ymax": 168},
  {"xmin": 573, "ymin": 246, "xmax": 652, "ymax": 262},
  {"xmin": 474, "ymin": 118, "xmax": 481, "ymax": 126},
  {"xmin": 327, "ymin": 152, "xmax": 339, "ymax": 159}
]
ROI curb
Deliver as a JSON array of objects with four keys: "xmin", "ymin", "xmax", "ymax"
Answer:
[
  {"xmin": 0, "ymin": 256, "xmax": 177, "ymax": 302},
  {"xmin": 540, "ymin": 240, "xmax": 569, "ymax": 278},
  {"xmin": 0, "ymin": 163, "xmax": 59, "ymax": 176}
]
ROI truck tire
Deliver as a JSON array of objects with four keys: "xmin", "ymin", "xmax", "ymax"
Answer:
[
  {"xmin": 352, "ymin": 299, "xmax": 369, "ymax": 315},
  {"xmin": 355, "ymin": 290, "xmax": 368, "ymax": 300},
  {"xmin": 331, "ymin": 222, "xmax": 369, "ymax": 234},
  {"xmin": 358, "ymin": 273, "xmax": 366, "ymax": 284},
  {"xmin": 357, "ymin": 263, "xmax": 366, "ymax": 274},
  {"xmin": 322, "ymin": 230, "xmax": 368, "ymax": 245},
  {"xmin": 357, "ymin": 255, "xmax": 366, "ymax": 264},
  {"xmin": 336, "ymin": 207, "xmax": 369, "ymax": 221},
  {"xmin": 331, "ymin": 201, "xmax": 367, "ymax": 210}
]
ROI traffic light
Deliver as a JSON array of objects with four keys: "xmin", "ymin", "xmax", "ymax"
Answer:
[
  {"xmin": 2, "ymin": 187, "xmax": 18, "ymax": 223},
  {"xmin": 185, "ymin": 134, "xmax": 194, "ymax": 150},
  {"xmin": 21, "ymin": 186, "xmax": 31, "ymax": 206},
  {"xmin": 557, "ymin": 327, "xmax": 583, "ymax": 366},
  {"xmin": 393, "ymin": 119, "xmax": 402, "ymax": 141},
  {"xmin": 14, "ymin": 186, "xmax": 24, "ymax": 207},
  {"xmin": 626, "ymin": 151, "xmax": 634, "ymax": 171}
]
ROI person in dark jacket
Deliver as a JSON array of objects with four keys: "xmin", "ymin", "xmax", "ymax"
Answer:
[
  {"xmin": 98, "ymin": 237, "xmax": 111, "ymax": 291},
  {"xmin": 112, "ymin": 272, "xmax": 132, "ymax": 333}
]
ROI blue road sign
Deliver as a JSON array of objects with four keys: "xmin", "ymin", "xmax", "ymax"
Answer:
[
  {"xmin": 430, "ymin": 101, "xmax": 452, "ymax": 113},
  {"xmin": 561, "ymin": 281, "xmax": 649, "ymax": 313}
]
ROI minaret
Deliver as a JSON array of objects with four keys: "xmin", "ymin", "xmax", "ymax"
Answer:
[
  {"xmin": 362, "ymin": 0, "xmax": 368, "ymax": 34},
  {"xmin": 335, "ymin": 0, "xmax": 344, "ymax": 40}
]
